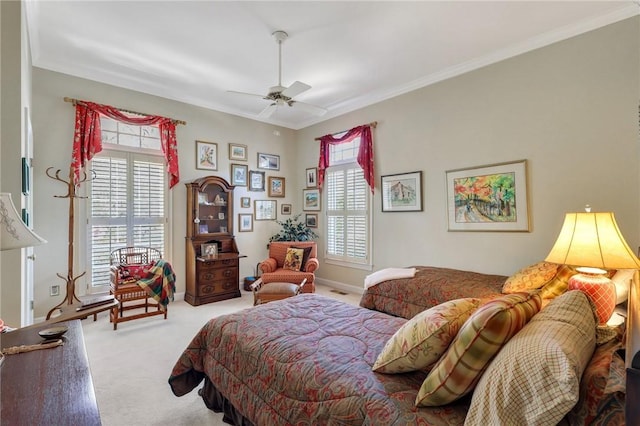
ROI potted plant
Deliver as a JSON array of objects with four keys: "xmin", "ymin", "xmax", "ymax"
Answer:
[{"xmin": 269, "ymin": 213, "xmax": 318, "ymax": 243}]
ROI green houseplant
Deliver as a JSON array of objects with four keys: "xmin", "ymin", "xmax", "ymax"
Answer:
[{"xmin": 269, "ymin": 213, "xmax": 318, "ymax": 242}]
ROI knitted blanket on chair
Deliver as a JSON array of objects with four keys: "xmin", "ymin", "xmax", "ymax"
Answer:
[{"xmin": 137, "ymin": 259, "xmax": 176, "ymax": 311}]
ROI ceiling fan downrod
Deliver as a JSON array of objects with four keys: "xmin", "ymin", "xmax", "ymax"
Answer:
[{"xmin": 273, "ymin": 30, "xmax": 288, "ymax": 88}]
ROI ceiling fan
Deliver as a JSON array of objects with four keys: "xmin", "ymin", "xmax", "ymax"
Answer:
[{"xmin": 228, "ymin": 30, "xmax": 327, "ymax": 118}]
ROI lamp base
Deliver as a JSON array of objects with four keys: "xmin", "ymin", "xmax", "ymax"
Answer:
[{"xmin": 568, "ymin": 267, "xmax": 616, "ymax": 325}]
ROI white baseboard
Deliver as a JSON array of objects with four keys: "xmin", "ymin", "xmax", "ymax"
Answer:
[{"xmin": 315, "ymin": 277, "xmax": 364, "ymax": 295}]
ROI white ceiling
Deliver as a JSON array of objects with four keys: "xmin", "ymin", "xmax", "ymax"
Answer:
[{"xmin": 26, "ymin": 1, "xmax": 639, "ymax": 130}]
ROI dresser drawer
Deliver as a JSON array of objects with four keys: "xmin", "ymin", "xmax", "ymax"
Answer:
[
  {"xmin": 198, "ymin": 267, "xmax": 237, "ymax": 283},
  {"xmin": 199, "ymin": 279, "xmax": 239, "ymax": 296},
  {"xmin": 199, "ymin": 258, "xmax": 239, "ymax": 269}
]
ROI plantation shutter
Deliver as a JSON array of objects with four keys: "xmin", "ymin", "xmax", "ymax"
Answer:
[
  {"xmin": 88, "ymin": 151, "xmax": 166, "ymax": 288},
  {"xmin": 326, "ymin": 164, "xmax": 369, "ymax": 263}
]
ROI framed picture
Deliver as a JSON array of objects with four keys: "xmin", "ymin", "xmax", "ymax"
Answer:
[
  {"xmin": 196, "ymin": 140, "xmax": 218, "ymax": 170},
  {"xmin": 281, "ymin": 203, "xmax": 292, "ymax": 215},
  {"xmin": 198, "ymin": 224, "xmax": 209, "ymax": 234},
  {"xmin": 201, "ymin": 243, "xmax": 218, "ymax": 258},
  {"xmin": 240, "ymin": 197, "xmax": 251, "ymax": 208},
  {"xmin": 305, "ymin": 167, "xmax": 317, "ymax": 188},
  {"xmin": 381, "ymin": 171, "xmax": 423, "ymax": 212},
  {"xmin": 268, "ymin": 176, "xmax": 286, "ymax": 197},
  {"xmin": 249, "ymin": 170, "xmax": 265, "ymax": 191},
  {"xmin": 254, "ymin": 200, "xmax": 277, "ymax": 221},
  {"xmin": 305, "ymin": 213, "xmax": 318, "ymax": 228},
  {"xmin": 238, "ymin": 213, "xmax": 253, "ymax": 232},
  {"xmin": 229, "ymin": 143, "xmax": 248, "ymax": 161},
  {"xmin": 257, "ymin": 152, "xmax": 280, "ymax": 170},
  {"xmin": 303, "ymin": 189, "xmax": 321, "ymax": 211},
  {"xmin": 446, "ymin": 159, "xmax": 530, "ymax": 232},
  {"xmin": 231, "ymin": 163, "xmax": 248, "ymax": 186}
]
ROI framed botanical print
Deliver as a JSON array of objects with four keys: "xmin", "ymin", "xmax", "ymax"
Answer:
[
  {"xmin": 238, "ymin": 213, "xmax": 253, "ymax": 232},
  {"xmin": 240, "ymin": 197, "xmax": 251, "ymax": 208},
  {"xmin": 249, "ymin": 170, "xmax": 265, "ymax": 191},
  {"xmin": 229, "ymin": 143, "xmax": 248, "ymax": 161},
  {"xmin": 254, "ymin": 200, "xmax": 277, "ymax": 220},
  {"xmin": 231, "ymin": 163, "xmax": 248, "ymax": 186},
  {"xmin": 257, "ymin": 152, "xmax": 280, "ymax": 170},
  {"xmin": 196, "ymin": 140, "xmax": 217, "ymax": 170},
  {"xmin": 268, "ymin": 176, "xmax": 285, "ymax": 197}
]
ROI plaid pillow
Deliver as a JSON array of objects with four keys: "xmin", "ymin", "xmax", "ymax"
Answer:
[{"xmin": 415, "ymin": 292, "xmax": 541, "ymax": 407}]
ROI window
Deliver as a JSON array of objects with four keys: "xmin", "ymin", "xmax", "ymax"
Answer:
[
  {"xmin": 325, "ymin": 137, "xmax": 371, "ymax": 268},
  {"xmin": 87, "ymin": 117, "xmax": 168, "ymax": 289}
]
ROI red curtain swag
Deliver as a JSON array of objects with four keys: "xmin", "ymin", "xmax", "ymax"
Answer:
[
  {"xmin": 317, "ymin": 124, "xmax": 374, "ymax": 192},
  {"xmin": 72, "ymin": 101, "xmax": 180, "ymax": 188}
]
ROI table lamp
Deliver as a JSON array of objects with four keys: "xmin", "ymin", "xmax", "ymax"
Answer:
[
  {"xmin": 545, "ymin": 210, "xmax": 640, "ymax": 325},
  {"xmin": 1, "ymin": 192, "xmax": 46, "ymax": 250}
]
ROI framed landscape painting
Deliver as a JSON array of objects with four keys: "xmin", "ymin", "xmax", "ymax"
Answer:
[
  {"xmin": 303, "ymin": 189, "xmax": 320, "ymax": 211},
  {"xmin": 381, "ymin": 171, "xmax": 422, "ymax": 212},
  {"xmin": 446, "ymin": 159, "xmax": 529, "ymax": 232},
  {"xmin": 229, "ymin": 143, "xmax": 248, "ymax": 161}
]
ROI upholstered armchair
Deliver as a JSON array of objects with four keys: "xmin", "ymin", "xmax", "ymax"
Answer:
[{"xmin": 259, "ymin": 241, "xmax": 319, "ymax": 293}]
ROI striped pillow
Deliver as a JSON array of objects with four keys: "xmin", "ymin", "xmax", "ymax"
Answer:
[
  {"xmin": 415, "ymin": 292, "xmax": 541, "ymax": 407},
  {"xmin": 372, "ymin": 298, "xmax": 481, "ymax": 374}
]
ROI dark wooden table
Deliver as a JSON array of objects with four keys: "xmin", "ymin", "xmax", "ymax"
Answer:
[{"xmin": 0, "ymin": 320, "xmax": 101, "ymax": 425}]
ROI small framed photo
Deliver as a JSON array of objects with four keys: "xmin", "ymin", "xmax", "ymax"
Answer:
[
  {"xmin": 238, "ymin": 213, "xmax": 253, "ymax": 232},
  {"xmin": 198, "ymin": 224, "xmax": 209, "ymax": 234},
  {"xmin": 249, "ymin": 170, "xmax": 265, "ymax": 191},
  {"xmin": 281, "ymin": 203, "xmax": 292, "ymax": 215},
  {"xmin": 305, "ymin": 167, "xmax": 317, "ymax": 188},
  {"xmin": 268, "ymin": 176, "xmax": 286, "ymax": 197},
  {"xmin": 255, "ymin": 200, "xmax": 277, "ymax": 221},
  {"xmin": 446, "ymin": 160, "xmax": 530, "ymax": 232},
  {"xmin": 201, "ymin": 243, "xmax": 218, "ymax": 258},
  {"xmin": 257, "ymin": 152, "xmax": 280, "ymax": 170},
  {"xmin": 231, "ymin": 163, "xmax": 248, "ymax": 186},
  {"xmin": 196, "ymin": 140, "xmax": 218, "ymax": 170},
  {"xmin": 218, "ymin": 212, "xmax": 225, "ymax": 220},
  {"xmin": 240, "ymin": 197, "xmax": 251, "ymax": 208},
  {"xmin": 381, "ymin": 171, "xmax": 423, "ymax": 212},
  {"xmin": 229, "ymin": 143, "xmax": 248, "ymax": 161},
  {"xmin": 305, "ymin": 213, "xmax": 318, "ymax": 228},
  {"xmin": 303, "ymin": 189, "xmax": 321, "ymax": 211}
]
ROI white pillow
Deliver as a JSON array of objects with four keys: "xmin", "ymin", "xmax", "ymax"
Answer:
[{"xmin": 611, "ymin": 269, "xmax": 634, "ymax": 304}]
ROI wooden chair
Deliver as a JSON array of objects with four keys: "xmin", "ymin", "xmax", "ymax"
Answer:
[{"xmin": 109, "ymin": 247, "xmax": 166, "ymax": 330}]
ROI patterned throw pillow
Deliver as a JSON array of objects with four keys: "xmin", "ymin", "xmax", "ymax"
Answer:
[
  {"xmin": 283, "ymin": 248, "xmax": 304, "ymax": 272},
  {"xmin": 372, "ymin": 298, "xmax": 481, "ymax": 374},
  {"xmin": 502, "ymin": 261, "xmax": 559, "ymax": 293},
  {"xmin": 415, "ymin": 292, "xmax": 542, "ymax": 407},
  {"xmin": 120, "ymin": 261, "xmax": 154, "ymax": 280},
  {"xmin": 539, "ymin": 264, "xmax": 576, "ymax": 299},
  {"xmin": 466, "ymin": 291, "xmax": 597, "ymax": 425},
  {"xmin": 292, "ymin": 246, "xmax": 313, "ymax": 272}
]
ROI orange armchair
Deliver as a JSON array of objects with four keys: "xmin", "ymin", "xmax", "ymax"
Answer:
[{"xmin": 259, "ymin": 241, "xmax": 319, "ymax": 293}]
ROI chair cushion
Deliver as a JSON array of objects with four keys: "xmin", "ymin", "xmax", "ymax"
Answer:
[{"xmin": 258, "ymin": 282, "xmax": 300, "ymax": 295}]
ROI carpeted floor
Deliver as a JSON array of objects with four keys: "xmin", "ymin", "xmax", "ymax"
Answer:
[{"xmin": 81, "ymin": 285, "xmax": 362, "ymax": 426}]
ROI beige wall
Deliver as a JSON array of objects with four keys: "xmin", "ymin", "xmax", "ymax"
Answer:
[
  {"xmin": 24, "ymin": 16, "xmax": 640, "ymax": 318},
  {"xmin": 298, "ymin": 17, "xmax": 640, "ymax": 290}
]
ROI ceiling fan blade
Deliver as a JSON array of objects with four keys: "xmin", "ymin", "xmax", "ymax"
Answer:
[
  {"xmin": 258, "ymin": 103, "xmax": 278, "ymax": 118},
  {"xmin": 281, "ymin": 81, "xmax": 311, "ymax": 99},
  {"xmin": 290, "ymin": 100, "xmax": 328, "ymax": 116},
  {"xmin": 227, "ymin": 90, "xmax": 268, "ymax": 100}
]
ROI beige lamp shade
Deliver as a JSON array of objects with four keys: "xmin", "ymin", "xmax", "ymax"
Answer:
[
  {"xmin": 0, "ymin": 192, "xmax": 46, "ymax": 251},
  {"xmin": 545, "ymin": 212, "xmax": 640, "ymax": 270}
]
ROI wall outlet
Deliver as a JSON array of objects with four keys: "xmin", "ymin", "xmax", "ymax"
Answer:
[{"xmin": 50, "ymin": 285, "xmax": 60, "ymax": 297}]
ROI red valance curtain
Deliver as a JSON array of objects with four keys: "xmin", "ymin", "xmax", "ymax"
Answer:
[
  {"xmin": 72, "ymin": 101, "xmax": 180, "ymax": 188},
  {"xmin": 317, "ymin": 124, "xmax": 374, "ymax": 192}
]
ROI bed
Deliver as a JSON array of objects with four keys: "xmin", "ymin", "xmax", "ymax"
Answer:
[{"xmin": 169, "ymin": 266, "xmax": 632, "ymax": 425}]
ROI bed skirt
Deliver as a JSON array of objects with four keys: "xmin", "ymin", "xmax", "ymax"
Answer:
[{"xmin": 200, "ymin": 377, "xmax": 255, "ymax": 426}]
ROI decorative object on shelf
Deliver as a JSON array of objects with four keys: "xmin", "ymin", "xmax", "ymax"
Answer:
[
  {"xmin": 381, "ymin": 171, "xmax": 422, "ymax": 212},
  {"xmin": 281, "ymin": 204, "xmax": 291, "ymax": 215},
  {"xmin": 249, "ymin": 170, "xmax": 265, "ymax": 191},
  {"xmin": 305, "ymin": 213, "xmax": 318, "ymax": 228},
  {"xmin": 257, "ymin": 152, "xmax": 280, "ymax": 171},
  {"xmin": 545, "ymin": 208, "xmax": 640, "ymax": 324},
  {"xmin": 268, "ymin": 176, "xmax": 286, "ymax": 197},
  {"xmin": 255, "ymin": 200, "xmax": 277, "ymax": 221},
  {"xmin": 241, "ymin": 197, "xmax": 251, "ymax": 208},
  {"xmin": 303, "ymin": 189, "xmax": 320, "ymax": 211},
  {"xmin": 239, "ymin": 213, "xmax": 253, "ymax": 232},
  {"xmin": 231, "ymin": 163, "xmax": 248, "ymax": 186},
  {"xmin": 196, "ymin": 140, "xmax": 218, "ymax": 170},
  {"xmin": 201, "ymin": 243, "xmax": 218, "ymax": 258},
  {"xmin": 269, "ymin": 213, "xmax": 318, "ymax": 242},
  {"xmin": 305, "ymin": 167, "xmax": 317, "ymax": 188},
  {"xmin": 446, "ymin": 160, "xmax": 529, "ymax": 232},
  {"xmin": 0, "ymin": 192, "xmax": 46, "ymax": 251},
  {"xmin": 229, "ymin": 143, "xmax": 248, "ymax": 161}
]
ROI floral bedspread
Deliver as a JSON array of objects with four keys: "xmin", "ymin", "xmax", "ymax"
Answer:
[
  {"xmin": 169, "ymin": 294, "xmax": 470, "ymax": 425},
  {"xmin": 359, "ymin": 266, "xmax": 507, "ymax": 319}
]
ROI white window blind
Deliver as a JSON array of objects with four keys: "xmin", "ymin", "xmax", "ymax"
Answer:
[
  {"xmin": 325, "ymin": 138, "xmax": 371, "ymax": 267},
  {"xmin": 87, "ymin": 117, "xmax": 167, "ymax": 289}
]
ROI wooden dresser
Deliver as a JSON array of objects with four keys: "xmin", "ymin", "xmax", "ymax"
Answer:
[
  {"xmin": 188, "ymin": 253, "xmax": 244, "ymax": 305},
  {"xmin": 0, "ymin": 320, "xmax": 101, "ymax": 425}
]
